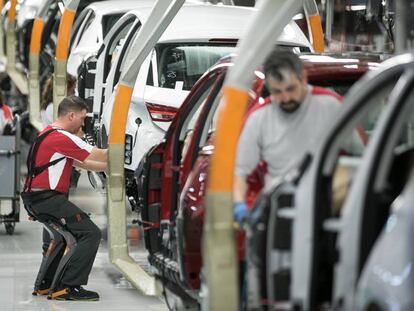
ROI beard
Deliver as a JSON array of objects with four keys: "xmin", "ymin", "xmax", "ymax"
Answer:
[{"xmin": 278, "ymin": 100, "xmax": 301, "ymax": 113}]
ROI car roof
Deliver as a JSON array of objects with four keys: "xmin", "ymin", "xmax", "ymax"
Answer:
[
  {"xmin": 126, "ymin": 3, "xmax": 311, "ymax": 47},
  {"xmin": 211, "ymin": 53, "xmax": 381, "ymax": 83},
  {"xmin": 83, "ymin": 0, "xmax": 155, "ymax": 16},
  {"xmin": 300, "ymin": 53, "xmax": 382, "ymax": 81}
]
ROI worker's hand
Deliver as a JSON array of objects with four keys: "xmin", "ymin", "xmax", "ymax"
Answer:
[{"xmin": 234, "ymin": 202, "xmax": 248, "ymax": 224}]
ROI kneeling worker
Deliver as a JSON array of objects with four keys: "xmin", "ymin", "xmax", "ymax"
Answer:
[{"xmin": 21, "ymin": 96, "xmax": 107, "ymax": 301}]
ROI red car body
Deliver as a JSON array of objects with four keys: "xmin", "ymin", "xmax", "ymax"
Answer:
[{"xmin": 136, "ymin": 53, "xmax": 380, "ymax": 293}]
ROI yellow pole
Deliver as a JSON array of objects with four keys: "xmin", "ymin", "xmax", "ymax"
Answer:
[
  {"xmin": 28, "ymin": 18, "xmax": 45, "ymax": 131},
  {"xmin": 204, "ymin": 0, "xmax": 303, "ymax": 309},
  {"xmin": 5, "ymin": 0, "xmax": 29, "ymax": 94},
  {"xmin": 106, "ymin": 0, "xmax": 184, "ymax": 295},
  {"xmin": 0, "ymin": 0, "xmax": 6, "ymax": 62},
  {"xmin": 53, "ymin": 1, "xmax": 79, "ymax": 120},
  {"xmin": 304, "ymin": 0, "xmax": 325, "ymax": 53}
]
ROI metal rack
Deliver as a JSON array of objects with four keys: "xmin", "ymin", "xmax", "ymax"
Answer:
[{"xmin": 0, "ymin": 115, "xmax": 21, "ymax": 235}]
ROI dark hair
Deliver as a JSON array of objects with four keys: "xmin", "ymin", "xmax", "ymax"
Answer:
[
  {"xmin": 57, "ymin": 95, "xmax": 88, "ymax": 117},
  {"xmin": 263, "ymin": 49, "xmax": 304, "ymax": 82},
  {"xmin": 0, "ymin": 91, "xmax": 3, "ymax": 107},
  {"xmin": 41, "ymin": 73, "xmax": 77, "ymax": 111}
]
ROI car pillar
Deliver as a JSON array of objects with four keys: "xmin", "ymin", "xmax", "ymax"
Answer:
[
  {"xmin": 106, "ymin": 0, "xmax": 184, "ymax": 296},
  {"xmin": 53, "ymin": 0, "xmax": 79, "ymax": 120},
  {"xmin": 6, "ymin": 0, "xmax": 29, "ymax": 95},
  {"xmin": 205, "ymin": 0, "xmax": 302, "ymax": 310}
]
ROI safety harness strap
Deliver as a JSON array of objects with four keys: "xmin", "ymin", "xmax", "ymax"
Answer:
[
  {"xmin": 24, "ymin": 128, "xmax": 65, "ymax": 192},
  {"xmin": 21, "ymin": 190, "xmax": 89, "ymax": 225}
]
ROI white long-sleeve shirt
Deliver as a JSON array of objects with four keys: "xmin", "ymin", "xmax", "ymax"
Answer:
[
  {"xmin": 236, "ymin": 85, "xmax": 343, "ymax": 187},
  {"xmin": 40, "ymin": 103, "xmax": 54, "ymax": 128}
]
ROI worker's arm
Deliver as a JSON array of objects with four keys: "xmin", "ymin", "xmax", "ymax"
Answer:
[
  {"xmin": 86, "ymin": 147, "xmax": 108, "ymax": 162},
  {"xmin": 233, "ymin": 175, "xmax": 248, "ymax": 203},
  {"xmin": 73, "ymin": 159, "xmax": 107, "ymax": 172},
  {"xmin": 72, "ymin": 147, "xmax": 108, "ymax": 172}
]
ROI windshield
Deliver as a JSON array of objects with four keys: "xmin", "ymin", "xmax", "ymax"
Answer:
[{"xmin": 155, "ymin": 43, "xmax": 235, "ymax": 91}]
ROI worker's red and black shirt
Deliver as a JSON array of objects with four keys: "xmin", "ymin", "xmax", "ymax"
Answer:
[{"xmin": 29, "ymin": 125, "xmax": 93, "ymax": 194}]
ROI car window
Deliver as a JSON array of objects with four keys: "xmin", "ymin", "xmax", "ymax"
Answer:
[
  {"xmin": 103, "ymin": 19, "xmax": 136, "ymax": 78},
  {"xmin": 109, "ymin": 20, "xmax": 142, "ymax": 88},
  {"xmin": 179, "ymin": 75, "xmax": 219, "ymax": 160},
  {"xmin": 102, "ymin": 13, "xmax": 123, "ymax": 37},
  {"xmin": 329, "ymin": 82, "xmax": 393, "ymax": 214},
  {"xmin": 180, "ymin": 78, "xmax": 217, "ymax": 140},
  {"xmin": 378, "ymin": 90, "xmax": 414, "ymax": 200},
  {"xmin": 155, "ymin": 43, "xmax": 235, "ymax": 91}
]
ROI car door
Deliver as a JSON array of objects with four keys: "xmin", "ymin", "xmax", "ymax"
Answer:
[
  {"xmin": 242, "ymin": 59, "xmax": 399, "ymax": 309},
  {"xmin": 67, "ymin": 10, "xmax": 99, "ymax": 76},
  {"xmin": 176, "ymin": 67, "xmax": 264, "ymax": 289},
  {"xmin": 336, "ymin": 56, "xmax": 414, "ymax": 309},
  {"xmin": 92, "ymin": 14, "xmax": 140, "ymax": 119},
  {"xmin": 137, "ymin": 68, "xmax": 224, "ymax": 255},
  {"xmin": 262, "ymin": 55, "xmax": 408, "ymax": 310}
]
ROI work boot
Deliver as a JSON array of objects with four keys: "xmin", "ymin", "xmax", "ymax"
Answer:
[
  {"xmin": 49, "ymin": 286, "xmax": 100, "ymax": 301},
  {"xmin": 32, "ymin": 280, "xmax": 51, "ymax": 296}
]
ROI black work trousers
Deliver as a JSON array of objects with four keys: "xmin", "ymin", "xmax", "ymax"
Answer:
[{"xmin": 24, "ymin": 191, "xmax": 101, "ymax": 287}]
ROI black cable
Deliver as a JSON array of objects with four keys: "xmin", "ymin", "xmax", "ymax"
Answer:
[{"xmin": 161, "ymin": 231, "xmax": 174, "ymax": 311}]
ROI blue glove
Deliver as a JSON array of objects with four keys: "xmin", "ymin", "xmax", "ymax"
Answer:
[{"xmin": 234, "ymin": 202, "xmax": 248, "ymax": 224}]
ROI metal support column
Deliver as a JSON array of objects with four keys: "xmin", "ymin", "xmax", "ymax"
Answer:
[
  {"xmin": 395, "ymin": 0, "xmax": 414, "ymax": 53},
  {"xmin": 0, "ymin": 0, "xmax": 6, "ymax": 63},
  {"xmin": 53, "ymin": 0, "xmax": 80, "ymax": 120},
  {"xmin": 6, "ymin": 0, "xmax": 28, "ymax": 95},
  {"xmin": 304, "ymin": 0, "xmax": 325, "ymax": 52},
  {"xmin": 106, "ymin": 0, "xmax": 185, "ymax": 296},
  {"xmin": 28, "ymin": 2, "xmax": 54, "ymax": 132},
  {"xmin": 325, "ymin": 0, "xmax": 334, "ymax": 44},
  {"xmin": 204, "ymin": 0, "xmax": 303, "ymax": 310}
]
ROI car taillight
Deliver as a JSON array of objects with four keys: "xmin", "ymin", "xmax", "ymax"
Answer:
[{"xmin": 145, "ymin": 102, "xmax": 178, "ymax": 122}]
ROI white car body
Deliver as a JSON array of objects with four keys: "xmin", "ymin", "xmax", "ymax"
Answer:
[
  {"xmin": 17, "ymin": 0, "xmax": 43, "ymax": 29},
  {"xmin": 96, "ymin": 3, "xmax": 312, "ymax": 172},
  {"xmin": 67, "ymin": 0, "xmax": 152, "ymax": 76}
]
